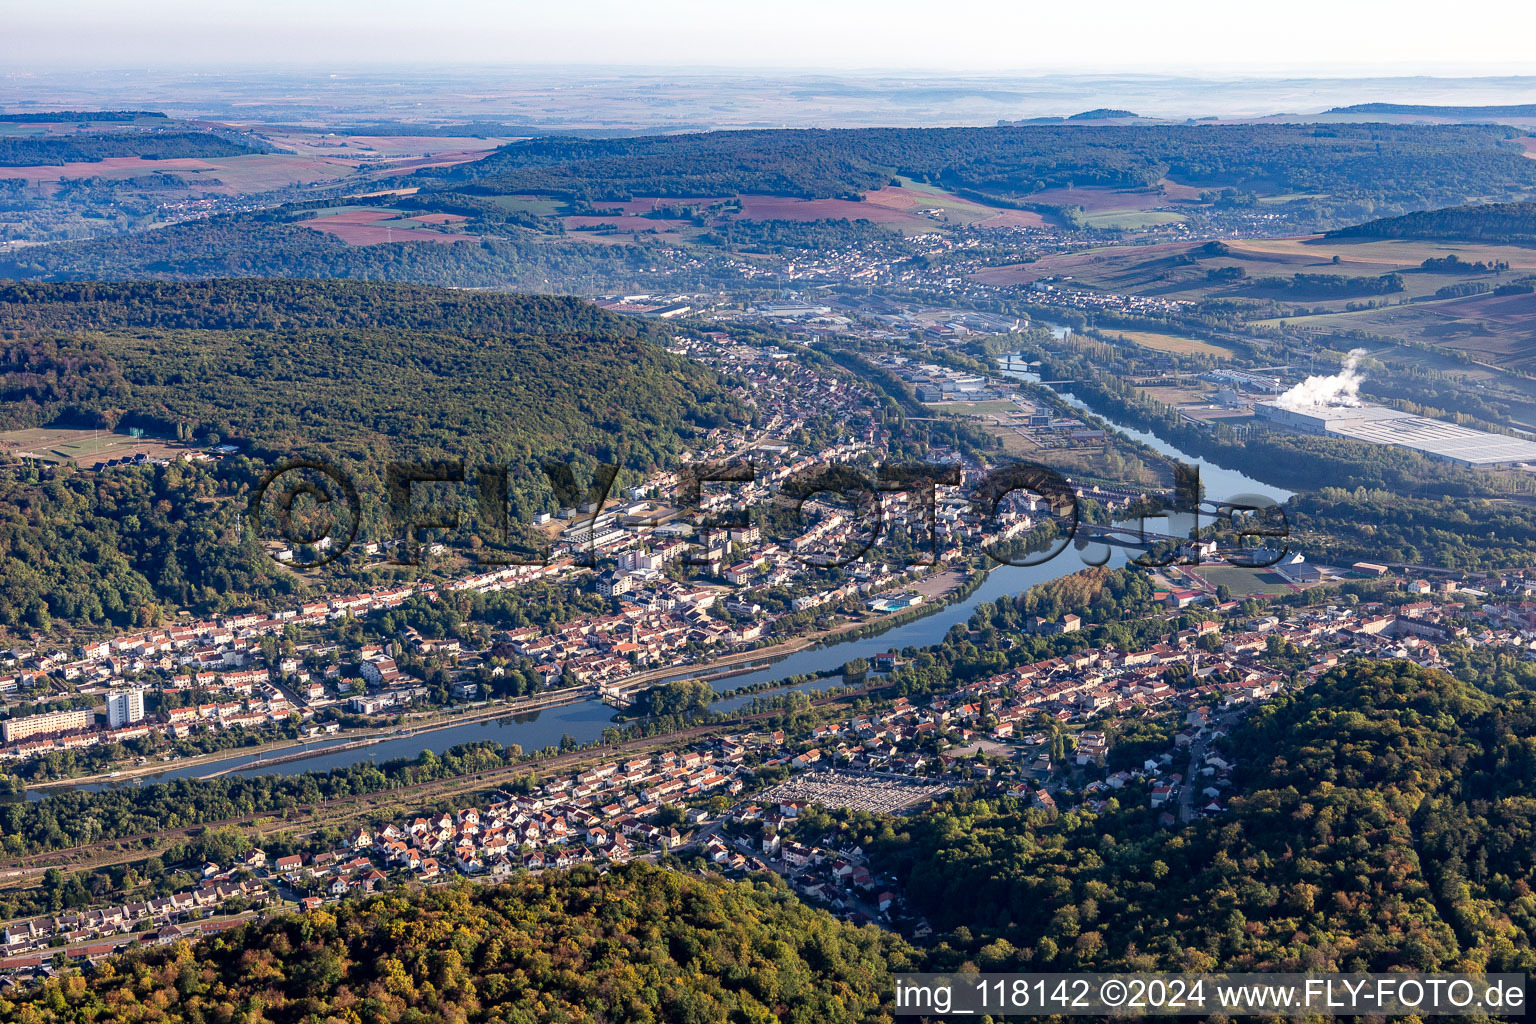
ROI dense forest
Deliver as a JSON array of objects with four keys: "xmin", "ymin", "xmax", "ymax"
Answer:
[
  {"xmin": 1245, "ymin": 271, "xmax": 1404, "ymax": 298},
  {"xmin": 1327, "ymin": 200, "xmax": 1536, "ymax": 245},
  {"xmin": 815, "ymin": 660, "xmax": 1536, "ymax": 974},
  {"xmin": 0, "ymin": 112, "xmax": 168, "ymax": 124},
  {"xmin": 441, "ymin": 123, "xmax": 1536, "ymax": 207},
  {"xmin": 1326, "ymin": 103, "xmax": 1536, "ymax": 118},
  {"xmin": 0, "ymin": 133, "xmax": 267, "ymax": 167},
  {"xmin": 0, "ymin": 864, "xmax": 912, "ymax": 1024},
  {"xmin": 0, "ymin": 462, "xmax": 301, "ymax": 633},
  {"xmin": 0, "ymin": 281, "xmax": 743, "ymax": 629},
  {"xmin": 0, "ymin": 215, "xmax": 692, "ymax": 291},
  {"xmin": 0, "ymin": 280, "xmax": 739, "ymax": 469}
]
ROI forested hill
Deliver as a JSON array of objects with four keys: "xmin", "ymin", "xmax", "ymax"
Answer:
[
  {"xmin": 0, "ymin": 863, "xmax": 913, "ymax": 1024},
  {"xmin": 0, "ymin": 111, "xmax": 167, "ymax": 123},
  {"xmin": 6, "ymin": 124, "xmax": 1533, "ymax": 286},
  {"xmin": 0, "ymin": 212, "xmax": 697, "ymax": 291},
  {"xmin": 1327, "ymin": 102, "xmax": 1536, "ymax": 119},
  {"xmin": 0, "ymin": 132, "xmax": 269, "ymax": 167},
  {"xmin": 1327, "ymin": 200, "xmax": 1536, "ymax": 245},
  {"xmin": 826, "ymin": 660, "xmax": 1536, "ymax": 974},
  {"xmin": 0, "ymin": 281, "xmax": 741, "ymax": 631},
  {"xmin": 443, "ymin": 123, "xmax": 1536, "ymax": 204},
  {"xmin": 0, "ymin": 279, "xmax": 740, "ymax": 471},
  {"xmin": 0, "ymin": 279, "xmax": 650, "ymax": 336}
]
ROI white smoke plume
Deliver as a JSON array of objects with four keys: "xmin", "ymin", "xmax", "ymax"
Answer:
[{"xmin": 1275, "ymin": 348, "xmax": 1368, "ymax": 411}]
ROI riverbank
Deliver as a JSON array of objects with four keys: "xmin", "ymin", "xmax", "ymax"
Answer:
[
  {"xmin": 1, "ymin": 684, "xmax": 886, "ymax": 878},
  {"xmin": 28, "ymin": 381, "xmax": 1296, "ymax": 797},
  {"xmin": 25, "ymin": 687, "xmax": 601, "ymax": 792},
  {"xmin": 616, "ymin": 566, "xmax": 974, "ymax": 692},
  {"xmin": 23, "ymin": 563, "xmax": 989, "ymax": 795}
]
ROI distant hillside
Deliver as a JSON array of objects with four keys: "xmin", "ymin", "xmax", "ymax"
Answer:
[
  {"xmin": 1328, "ymin": 102, "xmax": 1536, "ymax": 118},
  {"xmin": 0, "ymin": 211, "xmax": 686, "ymax": 291},
  {"xmin": 0, "ymin": 131, "xmax": 268, "ymax": 166},
  {"xmin": 443, "ymin": 123, "xmax": 1536, "ymax": 204},
  {"xmin": 0, "ymin": 110, "xmax": 167, "ymax": 123},
  {"xmin": 1066, "ymin": 108, "xmax": 1139, "ymax": 120},
  {"xmin": 260, "ymin": 120, "xmax": 633, "ymax": 139},
  {"xmin": 1327, "ymin": 200, "xmax": 1536, "ymax": 245}
]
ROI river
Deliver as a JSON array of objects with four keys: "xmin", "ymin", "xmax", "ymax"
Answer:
[{"xmin": 32, "ymin": 362, "xmax": 1290, "ymax": 798}]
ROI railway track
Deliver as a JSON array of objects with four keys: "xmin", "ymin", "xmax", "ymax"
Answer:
[{"xmin": 0, "ymin": 685, "xmax": 884, "ymax": 878}]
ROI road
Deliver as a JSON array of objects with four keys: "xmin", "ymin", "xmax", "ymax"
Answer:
[
  {"xmin": 1178, "ymin": 709, "xmax": 1243, "ymax": 823},
  {"xmin": 1177, "ymin": 730, "xmax": 1206, "ymax": 823}
]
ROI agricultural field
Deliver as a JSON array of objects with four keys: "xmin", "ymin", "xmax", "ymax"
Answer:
[
  {"xmin": 1261, "ymin": 289, "xmax": 1536, "ymax": 372},
  {"xmin": 0, "ymin": 154, "xmax": 359, "ymax": 193},
  {"xmin": 555, "ymin": 183, "xmax": 1026, "ymax": 237},
  {"xmin": 973, "ymin": 234, "xmax": 1535, "ymax": 312},
  {"xmin": 300, "ymin": 207, "xmax": 479, "ymax": 245},
  {"xmin": 0, "ymin": 427, "xmax": 189, "ymax": 466},
  {"xmin": 872, "ymin": 178, "xmax": 1051, "ymax": 228},
  {"xmin": 1081, "ymin": 209, "xmax": 1187, "ymax": 229},
  {"xmin": 565, "ymin": 214, "xmax": 696, "ymax": 233},
  {"xmin": 732, "ymin": 193, "xmax": 933, "ymax": 229},
  {"xmin": 0, "ymin": 114, "xmax": 170, "ymax": 137},
  {"xmin": 0, "ymin": 122, "xmax": 512, "ymax": 247},
  {"xmin": 1106, "ymin": 328, "xmax": 1234, "ymax": 359},
  {"xmin": 973, "ymin": 238, "xmax": 1314, "ymax": 293},
  {"xmin": 238, "ymin": 128, "xmax": 512, "ymax": 175}
]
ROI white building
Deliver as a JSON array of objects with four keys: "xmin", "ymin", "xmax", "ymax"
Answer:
[{"xmin": 106, "ymin": 688, "xmax": 146, "ymax": 728}]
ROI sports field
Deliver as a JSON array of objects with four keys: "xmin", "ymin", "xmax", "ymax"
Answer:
[
  {"xmin": 1111, "ymin": 329, "xmax": 1234, "ymax": 359},
  {"xmin": 1082, "ymin": 209, "xmax": 1187, "ymax": 229},
  {"xmin": 923, "ymin": 400, "xmax": 1019, "ymax": 415},
  {"xmin": 1190, "ymin": 565, "xmax": 1296, "ymax": 597},
  {"xmin": 0, "ymin": 427, "xmax": 188, "ymax": 466}
]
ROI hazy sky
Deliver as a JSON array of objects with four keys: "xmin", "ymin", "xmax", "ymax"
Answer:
[{"xmin": 4, "ymin": 0, "xmax": 1536, "ymax": 74}]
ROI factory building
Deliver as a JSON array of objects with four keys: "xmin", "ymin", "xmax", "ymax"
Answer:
[{"xmin": 1254, "ymin": 402, "xmax": 1536, "ymax": 468}]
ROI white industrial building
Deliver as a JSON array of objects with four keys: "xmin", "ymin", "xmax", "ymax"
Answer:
[{"xmin": 1254, "ymin": 402, "xmax": 1536, "ymax": 468}]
